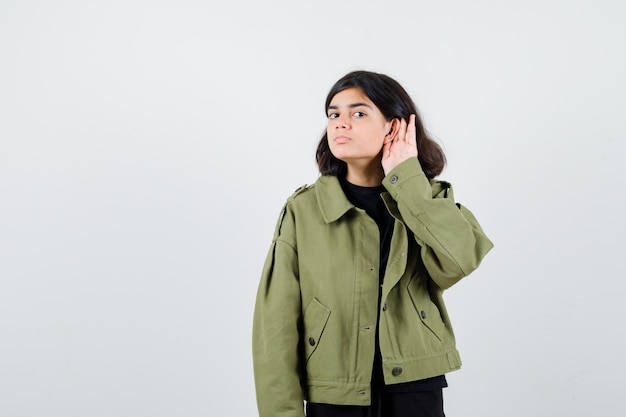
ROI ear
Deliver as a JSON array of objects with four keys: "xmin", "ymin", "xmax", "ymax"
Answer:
[{"xmin": 383, "ymin": 118, "xmax": 401, "ymax": 143}]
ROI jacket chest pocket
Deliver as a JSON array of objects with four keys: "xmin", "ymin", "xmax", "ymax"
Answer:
[{"xmin": 303, "ymin": 298, "xmax": 331, "ymax": 363}]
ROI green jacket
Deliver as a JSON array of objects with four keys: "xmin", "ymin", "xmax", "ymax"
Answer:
[{"xmin": 252, "ymin": 158, "xmax": 493, "ymax": 417}]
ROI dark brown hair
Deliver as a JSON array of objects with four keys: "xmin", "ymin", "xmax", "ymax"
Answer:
[{"xmin": 316, "ymin": 70, "xmax": 446, "ymax": 179}]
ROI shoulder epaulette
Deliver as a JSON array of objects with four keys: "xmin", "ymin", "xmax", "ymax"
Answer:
[
  {"xmin": 273, "ymin": 184, "xmax": 309, "ymax": 240},
  {"xmin": 286, "ymin": 184, "xmax": 310, "ymax": 202}
]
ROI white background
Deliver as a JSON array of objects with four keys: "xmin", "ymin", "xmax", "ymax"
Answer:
[{"xmin": 1, "ymin": 0, "xmax": 625, "ymax": 416}]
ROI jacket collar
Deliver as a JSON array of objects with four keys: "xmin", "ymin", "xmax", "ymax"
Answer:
[{"xmin": 314, "ymin": 175, "xmax": 355, "ymax": 224}]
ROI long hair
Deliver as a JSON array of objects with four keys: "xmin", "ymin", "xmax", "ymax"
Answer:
[{"xmin": 315, "ymin": 71, "xmax": 446, "ymax": 179}]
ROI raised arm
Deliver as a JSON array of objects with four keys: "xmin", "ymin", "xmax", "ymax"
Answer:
[{"xmin": 383, "ymin": 157, "xmax": 493, "ymax": 289}]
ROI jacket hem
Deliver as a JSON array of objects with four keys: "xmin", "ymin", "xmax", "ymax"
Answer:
[
  {"xmin": 306, "ymin": 381, "xmax": 371, "ymax": 406},
  {"xmin": 304, "ymin": 349, "xmax": 461, "ymax": 406},
  {"xmin": 383, "ymin": 348, "xmax": 462, "ymax": 385}
]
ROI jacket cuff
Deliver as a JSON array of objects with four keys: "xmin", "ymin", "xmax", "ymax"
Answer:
[{"xmin": 382, "ymin": 157, "xmax": 430, "ymax": 198}]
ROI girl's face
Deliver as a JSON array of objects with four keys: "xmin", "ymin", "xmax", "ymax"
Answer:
[{"xmin": 326, "ymin": 87, "xmax": 393, "ymax": 168}]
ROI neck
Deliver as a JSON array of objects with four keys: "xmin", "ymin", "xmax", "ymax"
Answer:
[{"xmin": 345, "ymin": 162, "xmax": 384, "ymax": 187}]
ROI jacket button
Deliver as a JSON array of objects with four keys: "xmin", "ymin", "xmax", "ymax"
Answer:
[
  {"xmin": 421, "ymin": 310, "xmax": 426, "ymax": 319},
  {"xmin": 392, "ymin": 367, "xmax": 402, "ymax": 376},
  {"xmin": 308, "ymin": 337, "xmax": 315, "ymax": 346},
  {"xmin": 390, "ymin": 175, "xmax": 398, "ymax": 184},
  {"xmin": 382, "ymin": 303, "xmax": 388, "ymax": 312}
]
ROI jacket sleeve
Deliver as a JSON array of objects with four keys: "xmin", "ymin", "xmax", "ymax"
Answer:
[
  {"xmin": 252, "ymin": 203, "xmax": 305, "ymax": 417},
  {"xmin": 382, "ymin": 157, "xmax": 494, "ymax": 290}
]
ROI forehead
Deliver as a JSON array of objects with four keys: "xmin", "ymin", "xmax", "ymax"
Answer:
[{"xmin": 328, "ymin": 87, "xmax": 374, "ymax": 107}]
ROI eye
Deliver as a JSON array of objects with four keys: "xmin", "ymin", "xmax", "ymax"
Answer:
[
  {"xmin": 327, "ymin": 112, "xmax": 339, "ymax": 119},
  {"xmin": 353, "ymin": 111, "xmax": 366, "ymax": 118}
]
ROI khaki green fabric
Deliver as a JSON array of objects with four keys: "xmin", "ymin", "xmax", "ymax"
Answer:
[{"xmin": 253, "ymin": 158, "xmax": 493, "ymax": 417}]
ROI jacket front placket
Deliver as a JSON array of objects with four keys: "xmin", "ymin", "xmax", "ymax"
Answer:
[{"xmin": 380, "ymin": 193, "xmax": 410, "ymax": 302}]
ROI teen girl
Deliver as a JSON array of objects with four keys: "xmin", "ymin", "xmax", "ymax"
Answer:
[{"xmin": 253, "ymin": 70, "xmax": 493, "ymax": 417}]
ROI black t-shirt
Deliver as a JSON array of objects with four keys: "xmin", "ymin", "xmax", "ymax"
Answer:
[{"xmin": 339, "ymin": 177, "xmax": 447, "ymax": 393}]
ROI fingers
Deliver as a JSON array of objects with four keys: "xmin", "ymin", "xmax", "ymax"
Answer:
[
  {"xmin": 383, "ymin": 114, "xmax": 418, "ymax": 173},
  {"xmin": 406, "ymin": 114, "xmax": 416, "ymax": 145},
  {"xmin": 394, "ymin": 115, "xmax": 415, "ymax": 144},
  {"xmin": 395, "ymin": 118, "xmax": 407, "ymax": 143}
]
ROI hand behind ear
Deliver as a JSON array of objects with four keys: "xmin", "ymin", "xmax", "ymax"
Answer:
[{"xmin": 381, "ymin": 114, "xmax": 418, "ymax": 175}]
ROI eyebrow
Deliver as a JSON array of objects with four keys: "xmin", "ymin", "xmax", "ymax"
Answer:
[{"xmin": 327, "ymin": 102, "xmax": 373, "ymax": 110}]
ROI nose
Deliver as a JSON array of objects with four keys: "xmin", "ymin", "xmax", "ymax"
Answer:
[{"xmin": 334, "ymin": 113, "xmax": 350, "ymax": 129}]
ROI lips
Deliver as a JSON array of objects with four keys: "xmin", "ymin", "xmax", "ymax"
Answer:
[{"xmin": 334, "ymin": 135, "xmax": 350, "ymax": 143}]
